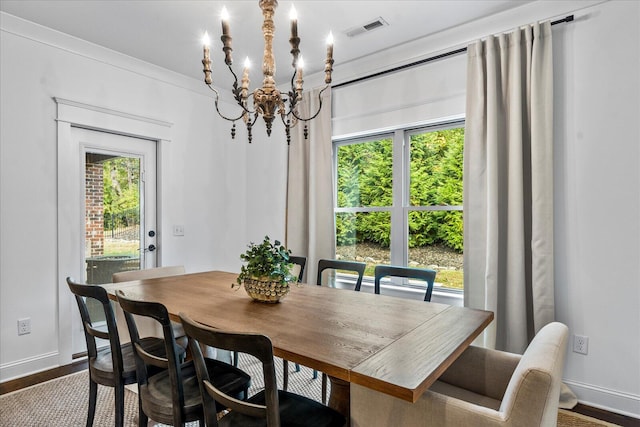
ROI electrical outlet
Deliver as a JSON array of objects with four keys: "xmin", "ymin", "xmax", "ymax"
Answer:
[
  {"xmin": 173, "ymin": 225, "xmax": 184, "ymax": 236},
  {"xmin": 573, "ymin": 334, "xmax": 588, "ymax": 355},
  {"xmin": 17, "ymin": 318, "xmax": 31, "ymax": 335}
]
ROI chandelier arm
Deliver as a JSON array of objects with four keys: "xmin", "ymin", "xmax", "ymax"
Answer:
[
  {"xmin": 248, "ymin": 111, "xmax": 260, "ymax": 128},
  {"xmin": 289, "ymin": 84, "xmax": 330, "ymax": 122},
  {"xmin": 287, "ymin": 68, "xmax": 300, "ymax": 112},
  {"xmin": 208, "ymin": 84, "xmax": 248, "ymax": 122},
  {"xmin": 226, "ymin": 64, "xmax": 257, "ymax": 116}
]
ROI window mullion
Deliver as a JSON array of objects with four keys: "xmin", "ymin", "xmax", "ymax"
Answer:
[{"xmin": 390, "ymin": 129, "xmax": 405, "ymax": 266}]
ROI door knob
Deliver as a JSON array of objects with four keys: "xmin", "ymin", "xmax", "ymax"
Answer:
[{"xmin": 146, "ymin": 244, "xmax": 156, "ymax": 252}]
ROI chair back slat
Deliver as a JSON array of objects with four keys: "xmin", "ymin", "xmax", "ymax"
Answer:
[
  {"xmin": 317, "ymin": 259, "xmax": 366, "ymax": 291},
  {"xmin": 133, "ymin": 341, "xmax": 169, "ymax": 369},
  {"xmin": 373, "ymin": 265, "xmax": 437, "ymax": 301},
  {"xmin": 203, "ymin": 379, "xmax": 266, "ymax": 417},
  {"xmin": 85, "ymin": 323, "xmax": 110, "ymax": 341}
]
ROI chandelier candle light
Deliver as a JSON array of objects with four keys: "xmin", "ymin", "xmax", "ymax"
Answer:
[{"xmin": 201, "ymin": 0, "xmax": 334, "ymax": 144}]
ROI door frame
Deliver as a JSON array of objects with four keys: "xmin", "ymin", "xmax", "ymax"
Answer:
[{"xmin": 55, "ymin": 97, "xmax": 172, "ymax": 366}]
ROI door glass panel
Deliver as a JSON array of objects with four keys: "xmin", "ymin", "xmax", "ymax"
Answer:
[{"xmin": 85, "ymin": 153, "xmax": 142, "ymax": 286}]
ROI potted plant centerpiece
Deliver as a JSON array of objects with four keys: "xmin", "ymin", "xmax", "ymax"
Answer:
[{"xmin": 234, "ymin": 236, "xmax": 298, "ymax": 303}]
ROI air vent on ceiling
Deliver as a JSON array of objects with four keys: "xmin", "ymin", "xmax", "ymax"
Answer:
[{"xmin": 345, "ymin": 17, "xmax": 389, "ymax": 38}]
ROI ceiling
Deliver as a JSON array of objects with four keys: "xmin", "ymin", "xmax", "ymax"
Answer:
[{"xmin": 1, "ymin": 1, "xmax": 534, "ymax": 86}]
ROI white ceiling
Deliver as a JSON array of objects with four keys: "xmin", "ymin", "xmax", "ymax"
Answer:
[{"xmin": 1, "ymin": 0, "xmax": 534, "ymax": 85}]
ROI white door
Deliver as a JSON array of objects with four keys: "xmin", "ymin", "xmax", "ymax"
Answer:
[{"xmin": 71, "ymin": 127, "xmax": 157, "ymax": 354}]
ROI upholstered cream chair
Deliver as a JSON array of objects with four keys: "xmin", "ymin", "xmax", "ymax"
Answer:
[{"xmin": 351, "ymin": 321, "xmax": 569, "ymax": 427}]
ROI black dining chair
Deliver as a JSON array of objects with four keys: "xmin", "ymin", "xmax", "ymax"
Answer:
[
  {"xmin": 373, "ymin": 265, "xmax": 437, "ymax": 301},
  {"xmin": 66, "ymin": 277, "xmax": 168, "ymax": 427},
  {"xmin": 180, "ymin": 312, "xmax": 346, "ymax": 427},
  {"xmin": 316, "ymin": 259, "xmax": 366, "ymax": 291},
  {"xmin": 289, "ymin": 255, "xmax": 307, "ymax": 283},
  {"xmin": 117, "ymin": 290, "xmax": 251, "ymax": 427}
]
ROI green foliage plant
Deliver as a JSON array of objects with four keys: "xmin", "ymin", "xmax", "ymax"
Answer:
[{"xmin": 235, "ymin": 236, "xmax": 295, "ymax": 287}]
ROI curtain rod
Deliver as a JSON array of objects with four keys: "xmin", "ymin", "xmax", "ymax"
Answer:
[{"xmin": 333, "ymin": 15, "xmax": 574, "ymax": 89}]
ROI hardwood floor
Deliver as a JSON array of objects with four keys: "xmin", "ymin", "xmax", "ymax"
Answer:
[
  {"xmin": 2, "ymin": 361, "xmax": 638, "ymax": 426},
  {"xmin": 0, "ymin": 359, "xmax": 87, "ymax": 395},
  {"xmin": 571, "ymin": 403, "xmax": 640, "ymax": 427}
]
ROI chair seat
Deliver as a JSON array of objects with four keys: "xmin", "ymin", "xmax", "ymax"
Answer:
[
  {"xmin": 218, "ymin": 389, "xmax": 345, "ymax": 427},
  {"xmin": 90, "ymin": 337, "xmax": 165, "ymax": 386},
  {"xmin": 142, "ymin": 359, "xmax": 251, "ymax": 423}
]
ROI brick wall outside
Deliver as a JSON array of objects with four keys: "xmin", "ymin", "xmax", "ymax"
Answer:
[{"xmin": 85, "ymin": 162, "xmax": 104, "ymax": 257}]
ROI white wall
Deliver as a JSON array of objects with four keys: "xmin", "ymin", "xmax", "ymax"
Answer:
[
  {"xmin": 551, "ymin": 2, "xmax": 639, "ymax": 415},
  {"xmin": 1, "ymin": 0, "xmax": 639, "ymax": 418}
]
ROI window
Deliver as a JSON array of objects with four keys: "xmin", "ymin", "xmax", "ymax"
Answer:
[{"xmin": 333, "ymin": 122, "xmax": 464, "ymax": 292}]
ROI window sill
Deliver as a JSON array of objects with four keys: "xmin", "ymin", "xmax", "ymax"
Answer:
[{"xmin": 332, "ymin": 275, "xmax": 463, "ymax": 307}]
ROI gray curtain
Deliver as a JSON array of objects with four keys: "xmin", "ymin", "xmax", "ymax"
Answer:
[
  {"xmin": 286, "ymin": 87, "xmax": 334, "ymax": 285},
  {"xmin": 464, "ymin": 21, "xmax": 554, "ymax": 353}
]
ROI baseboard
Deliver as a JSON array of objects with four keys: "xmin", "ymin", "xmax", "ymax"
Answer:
[
  {"xmin": 0, "ymin": 358, "xmax": 87, "ymax": 395},
  {"xmin": 0, "ymin": 351, "xmax": 60, "ymax": 384},
  {"xmin": 564, "ymin": 379, "xmax": 640, "ymax": 419}
]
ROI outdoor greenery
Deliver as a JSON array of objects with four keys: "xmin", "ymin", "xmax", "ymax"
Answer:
[
  {"xmin": 336, "ymin": 128, "xmax": 464, "ymax": 252},
  {"xmin": 103, "ymin": 239, "xmax": 139, "ymax": 256},
  {"xmin": 102, "ymin": 157, "xmax": 140, "ymax": 230}
]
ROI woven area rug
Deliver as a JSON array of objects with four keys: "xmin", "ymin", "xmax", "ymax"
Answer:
[
  {"xmin": 0, "ymin": 370, "xmax": 136, "ymax": 426},
  {"xmin": 1, "ymin": 355, "xmax": 620, "ymax": 426},
  {"xmin": 558, "ymin": 409, "xmax": 621, "ymax": 427}
]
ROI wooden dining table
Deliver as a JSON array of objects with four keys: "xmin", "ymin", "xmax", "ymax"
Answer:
[{"xmin": 103, "ymin": 270, "xmax": 493, "ymax": 423}]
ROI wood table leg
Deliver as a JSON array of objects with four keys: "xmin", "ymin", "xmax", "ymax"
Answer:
[{"xmin": 327, "ymin": 375, "xmax": 350, "ymax": 425}]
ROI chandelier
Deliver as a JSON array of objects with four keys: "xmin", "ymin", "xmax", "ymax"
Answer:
[{"xmin": 201, "ymin": 0, "xmax": 334, "ymax": 144}]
